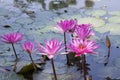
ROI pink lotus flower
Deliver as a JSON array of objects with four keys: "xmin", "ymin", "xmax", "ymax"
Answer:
[
  {"xmin": 55, "ymin": 19, "xmax": 77, "ymax": 33},
  {"xmin": 22, "ymin": 41, "xmax": 37, "ymax": 70},
  {"xmin": 22, "ymin": 41, "xmax": 34, "ymax": 54},
  {"xmin": 68, "ymin": 39, "xmax": 98, "ymax": 57},
  {"xmin": 1, "ymin": 32, "xmax": 22, "ymax": 59},
  {"xmin": 1, "ymin": 32, "xmax": 22, "ymax": 44},
  {"xmin": 75, "ymin": 23, "xmax": 94, "ymax": 40},
  {"xmin": 38, "ymin": 39, "xmax": 62, "ymax": 59}
]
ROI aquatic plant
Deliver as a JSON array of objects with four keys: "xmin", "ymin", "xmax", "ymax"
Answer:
[
  {"xmin": 55, "ymin": 19, "xmax": 77, "ymax": 65},
  {"xmin": 68, "ymin": 39, "xmax": 98, "ymax": 57},
  {"xmin": 75, "ymin": 23, "xmax": 94, "ymax": 41},
  {"xmin": 1, "ymin": 32, "xmax": 23, "ymax": 60},
  {"xmin": 37, "ymin": 39, "xmax": 63, "ymax": 80},
  {"xmin": 68, "ymin": 39, "xmax": 98, "ymax": 80},
  {"xmin": 22, "ymin": 41, "xmax": 37, "ymax": 71}
]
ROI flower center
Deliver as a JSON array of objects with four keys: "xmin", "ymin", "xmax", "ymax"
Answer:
[
  {"xmin": 26, "ymin": 49, "xmax": 31, "ymax": 54},
  {"xmin": 78, "ymin": 44, "xmax": 86, "ymax": 50}
]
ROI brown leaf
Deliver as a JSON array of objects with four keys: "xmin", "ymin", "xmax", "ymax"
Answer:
[{"xmin": 106, "ymin": 35, "xmax": 111, "ymax": 48}]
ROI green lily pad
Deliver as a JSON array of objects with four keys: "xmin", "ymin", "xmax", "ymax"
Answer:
[
  {"xmin": 24, "ymin": 22, "xmax": 45, "ymax": 29},
  {"xmin": 95, "ymin": 23, "xmax": 120, "ymax": 35},
  {"xmin": 38, "ymin": 32, "xmax": 63, "ymax": 43},
  {"xmin": 0, "ymin": 58, "xmax": 6, "ymax": 66},
  {"xmin": 20, "ymin": 52, "xmax": 41, "ymax": 61},
  {"xmin": 85, "ymin": 10, "xmax": 106, "ymax": 17},
  {"xmin": 108, "ymin": 16, "xmax": 120, "ymax": 23},
  {"xmin": 33, "ymin": 70, "xmax": 81, "ymax": 80},
  {"xmin": 53, "ymin": 17, "xmax": 63, "ymax": 22},
  {"xmin": 15, "ymin": 17, "xmax": 34, "ymax": 25},
  {"xmin": 109, "ymin": 11, "xmax": 120, "ymax": 16},
  {"xmin": 105, "ymin": 23, "xmax": 120, "ymax": 35},
  {"xmin": 78, "ymin": 17, "xmax": 105, "ymax": 27},
  {"xmin": 0, "ymin": 71, "xmax": 25, "ymax": 80},
  {"xmin": 94, "ymin": 27, "xmax": 109, "ymax": 34},
  {"xmin": 39, "ymin": 26, "xmax": 57, "ymax": 33},
  {"xmin": 0, "ymin": 8, "xmax": 10, "ymax": 16},
  {"xmin": 60, "ymin": 13, "xmax": 81, "ymax": 20},
  {"xmin": 0, "ymin": 56, "xmax": 15, "ymax": 66}
]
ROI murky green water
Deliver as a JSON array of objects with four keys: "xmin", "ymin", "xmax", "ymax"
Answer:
[{"xmin": 0, "ymin": 0, "xmax": 120, "ymax": 80}]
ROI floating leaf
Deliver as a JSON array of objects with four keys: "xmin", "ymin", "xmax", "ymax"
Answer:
[
  {"xmin": 20, "ymin": 52, "xmax": 41, "ymax": 61},
  {"xmin": 60, "ymin": 13, "xmax": 81, "ymax": 20},
  {"xmin": 108, "ymin": 16, "xmax": 120, "ymax": 23},
  {"xmin": 97, "ymin": 66, "xmax": 120, "ymax": 79},
  {"xmin": 38, "ymin": 32, "xmax": 63, "ymax": 43},
  {"xmin": 15, "ymin": 17, "xmax": 34, "ymax": 25},
  {"xmin": 24, "ymin": 22, "xmax": 45, "ymax": 29},
  {"xmin": 33, "ymin": 64, "xmax": 81, "ymax": 80},
  {"xmin": 0, "ymin": 8, "xmax": 10, "ymax": 16},
  {"xmin": 38, "ymin": 26, "xmax": 57, "ymax": 33},
  {"xmin": 95, "ymin": 23, "xmax": 120, "ymax": 35},
  {"xmin": 0, "ymin": 67, "xmax": 8, "ymax": 72},
  {"xmin": 109, "ymin": 11, "xmax": 120, "ymax": 16},
  {"xmin": 0, "ymin": 71, "xmax": 25, "ymax": 80},
  {"xmin": 78, "ymin": 17, "xmax": 105, "ymax": 28},
  {"xmin": 15, "ymin": 61, "xmax": 33, "ymax": 74},
  {"xmin": 85, "ymin": 10, "xmax": 106, "ymax": 17}
]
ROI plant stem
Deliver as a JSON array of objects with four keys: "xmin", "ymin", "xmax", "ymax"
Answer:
[
  {"xmin": 71, "ymin": 33, "xmax": 74, "ymax": 41},
  {"xmin": 108, "ymin": 48, "xmax": 110, "ymax": 58},
  {"xmin": 63, "ymin": 32, "xmax": 70, "ymax": 65},
  {"xmin": 104, "ymin": 48, "xmax": 110, "ymax": 66},
  {"xmin": 29, "ymin": 53, "xmax": 37, "ymax": 71},
  {"xmin": 11, "ymin": 43, "xmax": 18, "ymax": 60},
  {"xmin": 13, "ymin": 60, "xmax": 18, "ymax": 72},
  {"xmin": 51, "ymin": 58, "xmax": 57, "ymax": 80},
  {"xmin": 82, "ymin": 54, "xmax": 86, "ymax": 80}
]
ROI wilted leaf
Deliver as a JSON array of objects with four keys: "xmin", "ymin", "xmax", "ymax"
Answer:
[
  {"xmin": 16, "ymin": 61, "xmax": 36, "ymax": 74},
  {"xmin": 106, "ymin": 36, "xmax": 111, "ymax": 48}
]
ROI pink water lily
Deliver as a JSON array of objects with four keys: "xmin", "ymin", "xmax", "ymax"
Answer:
[
  {"xmin": 38, "ymin": 39, "xmax": 62, "ymax": 59},
  {"xmin": 75, "ymin": 23, "xmax": 94, "ymax": 40},
  {"xmin": 55, "ymin": 19, "xmax": 77, "ymax": 33},
  {"xmin": 68, "ymin": 39, "xmax": 98, "ymax": 57},
  {"xmin": 22, "ymin": 41, "xmax": 37, "ymax": 70},
  {"xmin": 22, "ymin": 41, "xmax": 34, "ymax": 54},
  {"xmin": 1, "ymin": 32, "xmax": 22, "ymax": 44},
  {"xmin": 0, "ymin": 32, "xmax": 23, "ymax": 59}
]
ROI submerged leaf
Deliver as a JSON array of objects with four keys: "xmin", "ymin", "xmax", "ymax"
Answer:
[{"xmin": 17, "ymin": 63, "xmax": 34, "ymax": 74}]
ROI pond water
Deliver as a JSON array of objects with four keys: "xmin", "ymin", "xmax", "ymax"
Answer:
[{"xmin": 0, "ymin": 0, "xmax": 120, "ymax": 80}]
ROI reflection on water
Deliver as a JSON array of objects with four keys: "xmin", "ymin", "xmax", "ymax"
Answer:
[
  {"xmin": 1, "ymin": 0, "xmax": 120, "ymax": 11},
  {"xmin": 14, "ymin": 0, "xmax": 77, "ymax": 10},
  {"xmin": 1, "ymin": 0, "xmax": 120, "ymax": 80},
  {"xmin": 49, "ymin": 1, "xmax": 68, "ymax": 10},
  {"xmin": 85, "ymin": 0, "xmax": 94, "ymax": 8}
]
